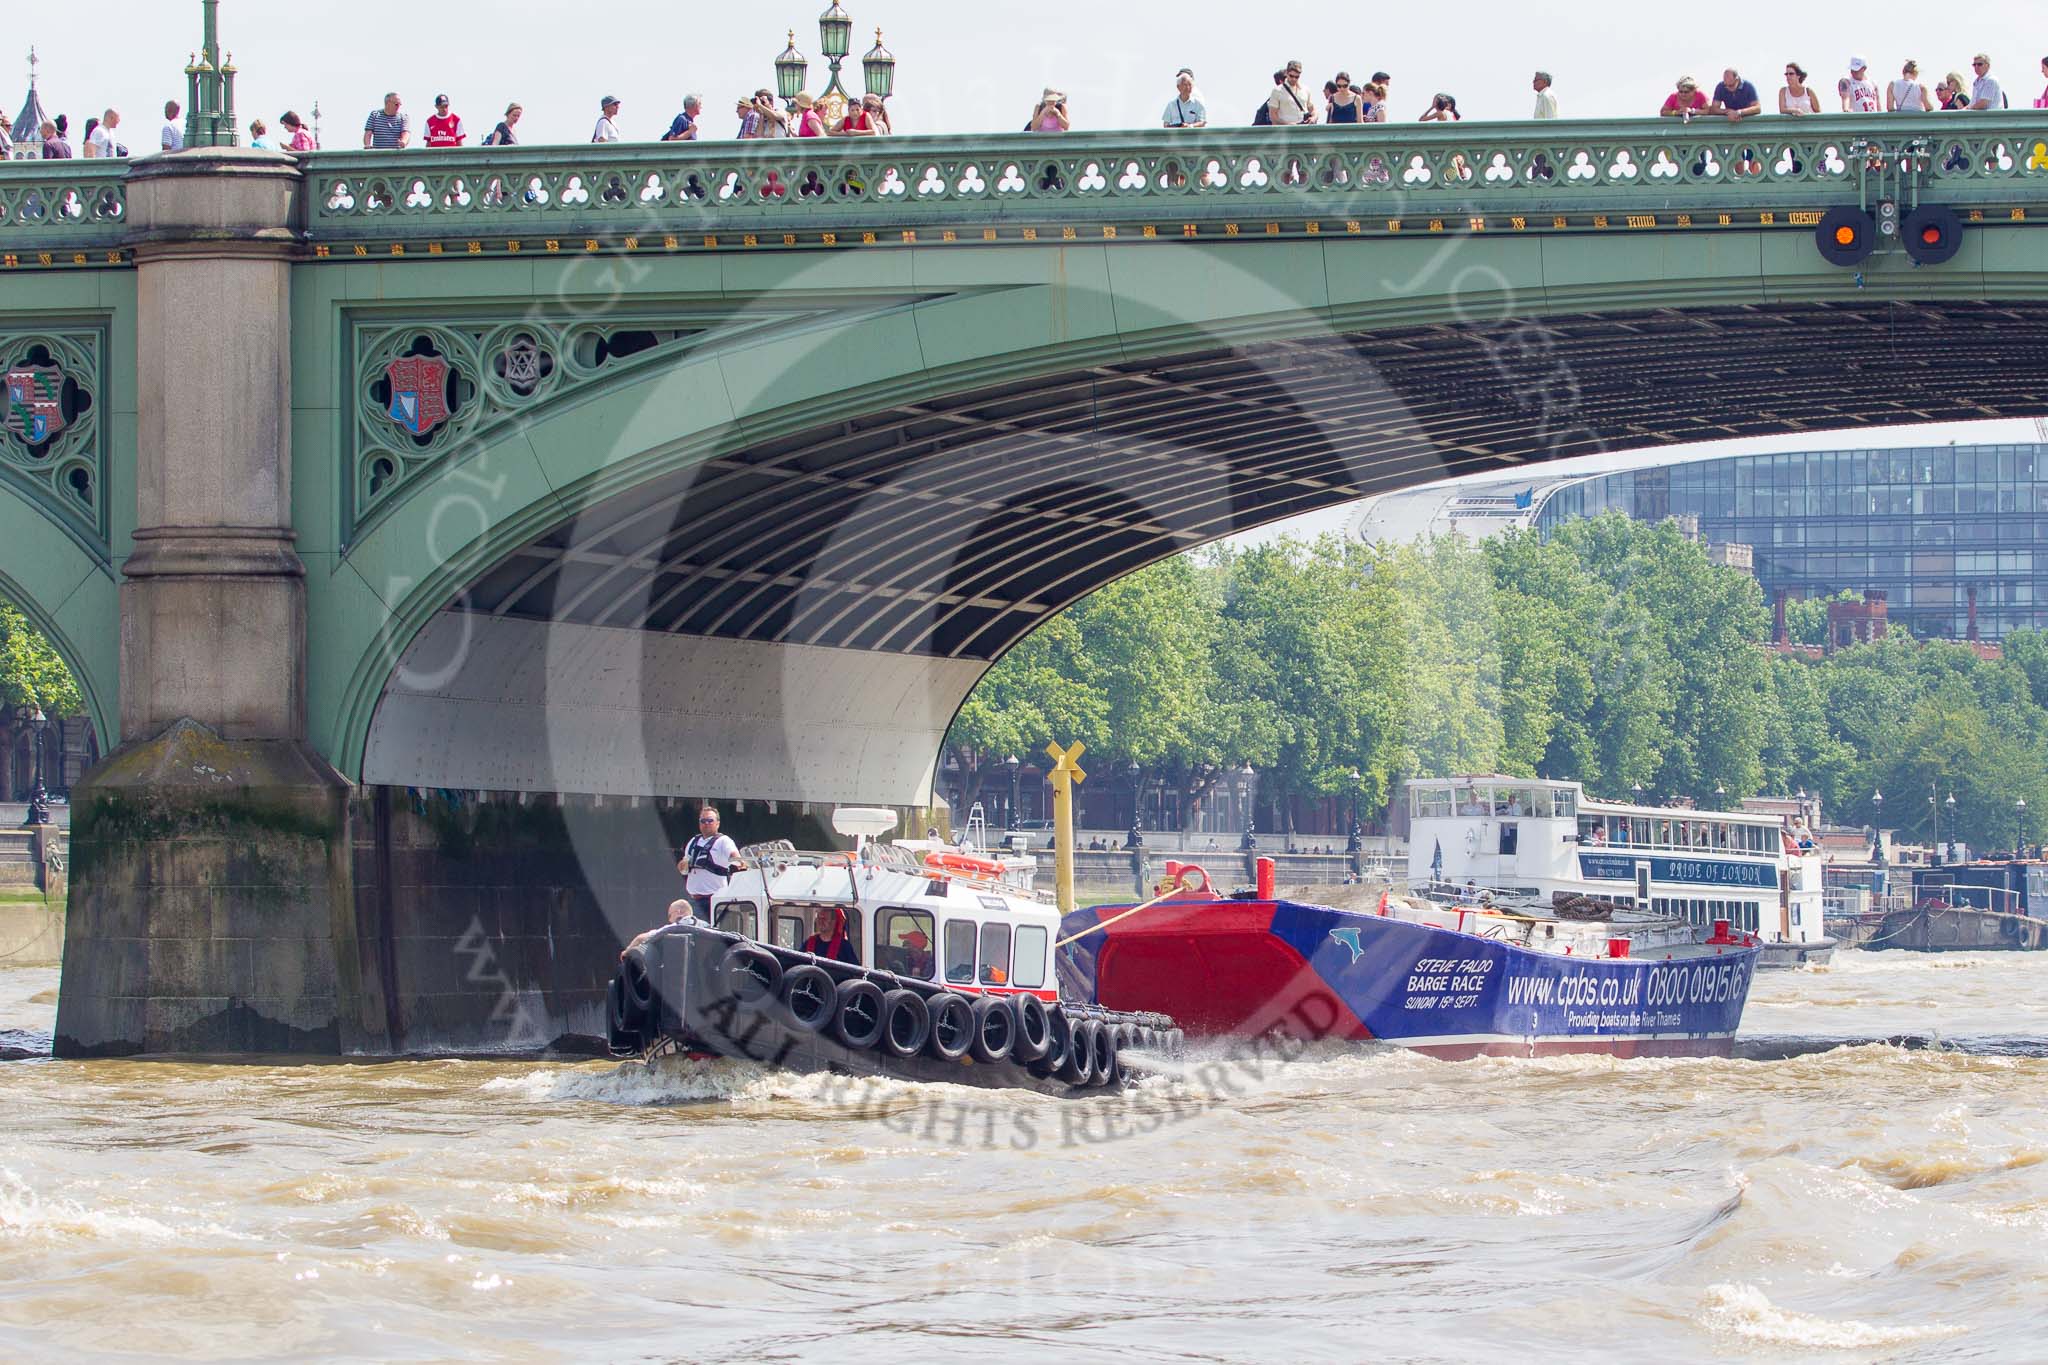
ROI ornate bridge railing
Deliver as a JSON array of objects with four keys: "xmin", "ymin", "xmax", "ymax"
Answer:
[
  {"xmin": 1, "ymin": 116, "xmax": 2042, "ymax": 260},
  {"xmin": 299, "ymin": 115, "xmax": 2048, "ymax": 248},
  {"xmin": 0, "ymin": 165, "xmax": 128, "ymax": 255}
]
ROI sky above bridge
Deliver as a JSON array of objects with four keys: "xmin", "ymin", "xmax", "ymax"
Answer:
[{"xmin": 43, "ymin": 0, "xmax": 2048, "ymax": 534}]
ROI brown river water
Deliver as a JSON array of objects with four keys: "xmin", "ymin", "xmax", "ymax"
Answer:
[{"xmin": 3, "ymin": 951, "xmax": 2047, "ymax": 1362}]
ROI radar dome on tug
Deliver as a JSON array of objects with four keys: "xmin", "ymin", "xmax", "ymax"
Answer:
[{"xmin": 831, "ymin": 807, "xmax": 899, "ymax": 839}]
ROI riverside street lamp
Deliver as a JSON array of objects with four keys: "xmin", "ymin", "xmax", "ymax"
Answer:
[
  {"xmin": 2018, "ymin": 796, "xmax": 2029, "ymax": 857},
  {"xmin": 1004, "ymin": 754, "xmax": 1021, "ymax": 829},
  {"xmin": 1347, "ymin": 767, "xmax": 1364, "ymax": 878},
  {"xmin": 18, "ymin": 705, "xmax": 48, "ymax": 828}
]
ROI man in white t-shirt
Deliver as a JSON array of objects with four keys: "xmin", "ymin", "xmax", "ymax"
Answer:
[
  {"xmin": 87, "ymin": 108, "xmax": 123, "ymax": 158},
  {"xmin": 1533, "ymin": 71, "xmax": 1559, "ymax": 118},
  {"xmin": 1968, "ymin": 54, "xmax": 2004, "ymax": 109},
  {"xmin": 592, "ymin": 95, "xmax": 622, "ymax": 143},
  {"xmin": 677, "ymin": 807, "xmax": 746, "ymax": 918},
  {"xmin": 161, "ymin": 100, "xmax": 183, "ymax": 152}
]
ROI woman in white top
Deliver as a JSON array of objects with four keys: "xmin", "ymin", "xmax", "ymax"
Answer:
[
  {"xmin": 1779, "ymin": 63, "xmax": 1821, "ymax": 115},
  {"xmin": 1888, "ymin": 59, "xmax": 1932, "ymax": 111}
]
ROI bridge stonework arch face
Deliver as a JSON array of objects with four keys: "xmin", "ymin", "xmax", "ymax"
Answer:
[{"xmin": 9, "ymin": 120, "xmax": 2046, "ymax": 1056}]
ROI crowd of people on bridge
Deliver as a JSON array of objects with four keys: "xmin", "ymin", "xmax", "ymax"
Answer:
[{"xmin": 6, "ymin": 51, "xmax": 2044, "ymax": 162}]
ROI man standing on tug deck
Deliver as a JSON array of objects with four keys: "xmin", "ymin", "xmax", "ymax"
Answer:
[{"xmin": 678, "ymin": 807, "xmax": 746, "ymax": 921}]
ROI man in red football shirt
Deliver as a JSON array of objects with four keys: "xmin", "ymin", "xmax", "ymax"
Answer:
[{"xmin": 425, "ymin": 94, "xmax": 464, "ymax": 148}]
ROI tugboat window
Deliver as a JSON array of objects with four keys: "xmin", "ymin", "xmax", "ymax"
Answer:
[
  {"xmin": 1012, "ymin": 926, "xmax": 1048, "ymax": 989},
  {"xmin": 980, "ymin": 923, "xmax": 1013, "ymax": 985},
  {"xmin": 774, "ymin": 914, "xmax": 804, "ymax": 949},
  {"xmin": 716, "ymin": 905, "xmax": 758, "ymax": 938},
  {"xmin": 945, "ymin": 920, "xmax": 977, "ymax": 984},
  {"xmin": 875, "ymin": 908, "xmax": 936, "ymax": 979}
]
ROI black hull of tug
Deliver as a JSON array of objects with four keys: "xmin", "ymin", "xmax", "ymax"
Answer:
[{"xmin": 605, "ymin": 925, "xmax": 1180, "ymax": 1096}]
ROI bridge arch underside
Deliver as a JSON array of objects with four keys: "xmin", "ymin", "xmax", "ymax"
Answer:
[{"xmin": 365, "ymin": 298, "xmax": 2048, "ymax": 807}]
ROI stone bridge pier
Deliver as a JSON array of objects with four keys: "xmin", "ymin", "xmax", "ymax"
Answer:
[{"xmin": 54, "ymin": 153, "xmax": 361, "ymax": 1056}]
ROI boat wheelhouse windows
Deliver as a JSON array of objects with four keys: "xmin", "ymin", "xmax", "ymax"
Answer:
[
  {"xmin": 716, "ymin": 903, "xmax": 760, "ymax": 938},
  {"xmin": 979, "ymin": 922, "xmax": 1013, "ymax": 986},
  {"xmin": 1012, "ymin": 925, "xmax": 1049, "ymax": 990},
  {"xmin": 1499, "ymin": 823, "xmax": 1519, "ymax": 855},
  {"xmin": 1413, "ymin": 785, "xmax": 1455, "ymax": 819},
  {"xmin": 945, "ymin": 920, "xmax": 976, "ymax": 985},
  {"xmin": 1552, "ymin": 788, "xmax": 1576, "ymax": 820},
  {"xmin": 772, "ymin": 912, "xmax": 804, "ymax": 950},
  {"xmin": 875, "ymin": 908, "xmax": 936, "ymax": 980}
]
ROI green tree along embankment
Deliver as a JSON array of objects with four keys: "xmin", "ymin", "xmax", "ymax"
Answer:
[
  {"xmin": 944, "ymin": 513, "xmax": 2048, "ymax": 851},
  {"xmin": 0, "ymin": 601, "xmax": 81, "ymax": 718}
]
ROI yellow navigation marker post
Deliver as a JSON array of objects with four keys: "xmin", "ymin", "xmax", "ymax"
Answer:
[{"xmin": 1045, "ymin": 741, "xmax": 1087, "ymax": 914}]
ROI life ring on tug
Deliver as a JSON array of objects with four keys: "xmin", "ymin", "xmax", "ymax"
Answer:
[{"xmin": 925, "ymin": 851, "xmax": 1007, "ymax": 878}]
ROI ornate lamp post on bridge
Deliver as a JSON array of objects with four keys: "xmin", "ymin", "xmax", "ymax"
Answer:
[
  {"xmin": 183, "ymin": 0, "xmax": 240, "ymax": 148},
  {"xmin": 17, "ymin": 704, "xmax": 48, "ymax": 828},
  {"xmin": 775, "ymin": 7, "xmax": 898, "ymax": 123}
]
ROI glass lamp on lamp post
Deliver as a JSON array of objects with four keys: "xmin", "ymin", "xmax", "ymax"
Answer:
[
  {"xmin": 815, "ymin": 2, "xmax": 853, "ymax": 123},
  {"xmin": 18, "ymin": 705, "xmax": 49, "ymax": 828},
  {"xmin": 862, "ymin": 28, "xmax": 896, "ymax": 113},
  {"xmin": 774, "ymin": 31, "xmax": 809, "ymax": 108}
]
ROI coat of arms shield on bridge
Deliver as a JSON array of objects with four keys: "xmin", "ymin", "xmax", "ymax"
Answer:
[
  {"xmin": 385, "ymin": 355, "xmax": 452, "ymax": 437},
  {"xmin": 4, "ymin": 365, "xmax": 67, "ymax": 445}
]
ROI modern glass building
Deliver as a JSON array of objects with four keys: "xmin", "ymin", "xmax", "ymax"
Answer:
[{"xmin": 1530, "ymin": 444, "xmax": 2048, "ymax": 642}]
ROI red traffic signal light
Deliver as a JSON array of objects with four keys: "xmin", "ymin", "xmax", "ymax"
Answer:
[
  {"xmin": 1814, "ymin": 206, "xmax": 1876, "ymax": 267},
  {"xmin": 1901, "ymin": 205, "xmax": 1964, "ymax": 265}
]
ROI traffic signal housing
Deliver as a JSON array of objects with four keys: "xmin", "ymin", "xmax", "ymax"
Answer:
[
  {"xmin": 1814, "ymin": 206, "xmax": 1876, "ymax": 267},
  {"xmin": 1901, "ymin": 205, "xmax": 1965, "ymax": 266}
]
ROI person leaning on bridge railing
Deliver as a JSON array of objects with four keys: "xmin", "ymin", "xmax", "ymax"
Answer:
[
  {"xmin": 363, "ymin": 93, "xmax": 409, "ymax": 149},
  {"xmin": 1660, "ymin": 75, "xmax": 1707, "ymax": 119},
  {"xmin": 835, "ymin": 93, "xmax": 889, "ymax": 137},
  {"xmin": 1780, "ymin": 62, "xmax": 1820, "ymax": 115}
]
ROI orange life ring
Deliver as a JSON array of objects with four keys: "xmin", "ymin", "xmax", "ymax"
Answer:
[{"xmin": 926, "ymin": 851, "xmax": 1006, "ymax": 877}]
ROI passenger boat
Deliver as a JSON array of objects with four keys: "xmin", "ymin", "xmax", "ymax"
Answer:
[
  {"xmin": 1403, "ymin": 776, "xmax": 1835, "ymax": 969},
  {"xmin": 605, "ymin": 809, "xmax": 1180, "ymax": 1094},
  {"xmin": 1061, "ymin": 859, "xmax": 1761, "ymax": 1060}
]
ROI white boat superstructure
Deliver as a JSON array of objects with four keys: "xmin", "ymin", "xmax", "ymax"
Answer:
[
  {"xmin": 1404, "ymin": 776, "xmax": 1833, "ymax": 966},
  {"xmin": 705, "ymin": 809, "xmax": 1061, "ymax": 998}
]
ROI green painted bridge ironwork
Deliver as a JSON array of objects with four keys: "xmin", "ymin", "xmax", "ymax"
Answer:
[
  {"xmin": 299, "ymin": 115, "xmax": 2048, "ymax": 242},
  {"xmin": 0, "ymin": 117, "xmax": 2046, "ymax": 809}
]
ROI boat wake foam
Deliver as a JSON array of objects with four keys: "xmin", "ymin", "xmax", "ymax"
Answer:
[{"xmin": 1701, "ymin": 1282, "xmax": 1965, "ymax": 1349}]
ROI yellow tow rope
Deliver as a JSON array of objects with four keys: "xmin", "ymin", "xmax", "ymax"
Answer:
[{"xmin": 1052, "ymin": 868, "xmax": 1204, "ymax": 950}]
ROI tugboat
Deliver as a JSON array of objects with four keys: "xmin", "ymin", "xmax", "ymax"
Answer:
[
  {"xmin": 606, "ymin": 808, "xmax": 1180, "ymax": 1093},
  {"xmin": 1061, "ymin": 857, "xmax": 1761, "ymax": 1059}
]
